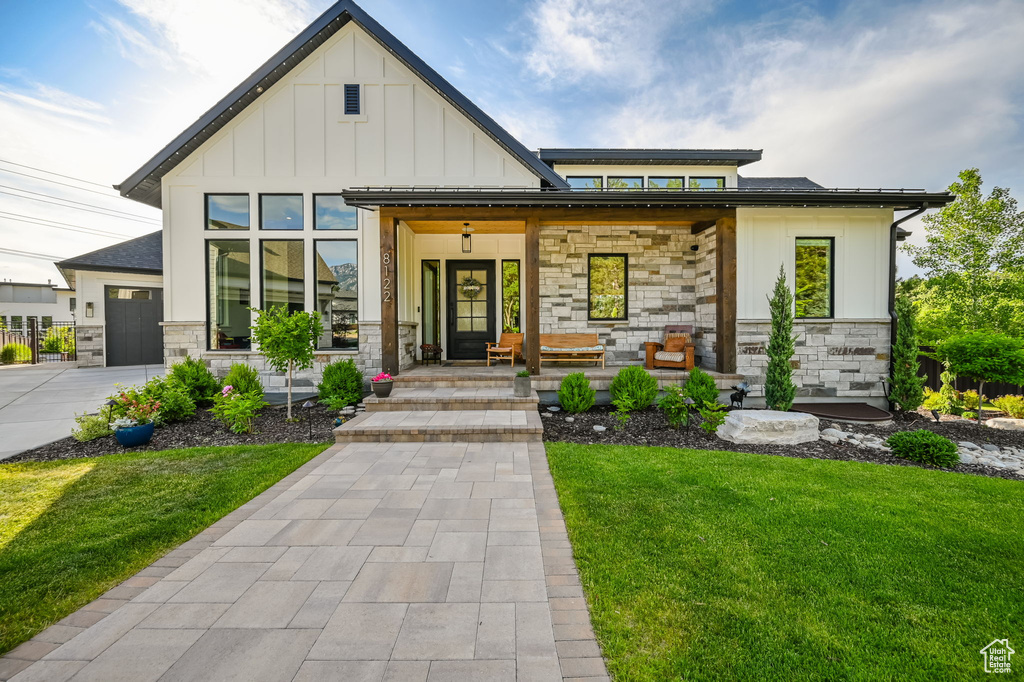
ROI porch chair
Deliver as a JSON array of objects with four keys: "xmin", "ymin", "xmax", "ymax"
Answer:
[
  {"xmin": 486, "ymin": 333, "xmax": 523, "ymax": 367},
  {"xmin": 644, "ymin": 325, "xmax": 696, "ymax": 371}
]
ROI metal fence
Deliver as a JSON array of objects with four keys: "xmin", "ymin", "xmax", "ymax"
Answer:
[
  {"xmin": 1, "ymin": 319, "xmax": 77, "ymax": 365},
  {"xmin": 918, "ymin": 346, "xmax": 1023, "ymax": 397}
]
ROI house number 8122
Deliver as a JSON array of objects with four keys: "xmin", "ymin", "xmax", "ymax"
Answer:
[{"xmin": 382, "ymin": 251, "xmax": 392, "ymax": 302}]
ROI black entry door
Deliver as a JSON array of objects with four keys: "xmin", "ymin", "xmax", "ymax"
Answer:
[
  {"xmin": 105, "ymin": 286, "xmax": 164, "ymax": 366},
  {"xmin": 446, "ymin": 260, "xmax": 495, "ymax": 360}
]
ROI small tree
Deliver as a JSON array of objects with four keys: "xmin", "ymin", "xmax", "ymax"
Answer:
[
  {"xmin": 250, "ymin": 306, "xmax": 324, "ymax": 420},
  {"xmin": 889, "ymin": 295, "xmax": 926, "ymax": 413},
  {"xmin": 936, "ymin": 331, "xmax": 1024, "ymax": 423},
  {"xmin": 764, "ymin": 265, "xmax": 796, "ymax": 412}
]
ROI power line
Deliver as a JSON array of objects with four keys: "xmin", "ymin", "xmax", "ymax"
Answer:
[
  {"xmin": 0, "ymin": 210, "xmax": 134, "ymax": 238},
  {"xmin": 0, "ymin": 167, "xmax": 121, "ymax": 199},
  {"xmin": 0, "ymin": 246, "xmax": 68, "ymax": 261},
  {"xmin": 0, "ymin": 188, "xmax": 161, "ymax": 225},
  {"xmin": 0, "ymin": 158, "xmax": 113, "ymax": 190},
  {"xmin": 0, "ymin": 213, "xmax": 129, "ymax": 240},
  {"xmin": 0, "ymin": 183, "xmax": 159, "ymax": 222}
]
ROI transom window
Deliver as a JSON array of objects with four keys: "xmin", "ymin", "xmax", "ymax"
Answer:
[
  {"xmin": 567, "ymin": 176, "xmax": 603, "ymax": 190},
  {"xmin": 206, "ymin": 194, "xmax": 249, "ymax": 230},
  {"xmin": 588, "ymin": 254, "xmax": 627, "ymax": 320},
  {"xmin": 689, "ymin": 177, "xmax": 725, "ymax": 190},
  {"xmin": 314, "ymin": 195, "xmax": 358, "ymax": 230},
  {"xmin": 260, "ymin": 195, "xmax": 303, "ymax": 230},
  {"xmin": 795, "ymin": 237, "xmax": 834, "ymax": 319},
  {"xmin": 648, "ymin": 177, "xmax": 684, "ymax": 190},
  {"xmin": 606, "ymin": 177, "xmax": 643, "ymax": 190}
]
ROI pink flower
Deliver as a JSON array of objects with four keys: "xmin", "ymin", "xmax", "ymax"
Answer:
[
  {"xmin": 372, "ymin": 372, "xmax": 393, "ymax": 382},
  {"xmin": 222, "ymin": 385, "xmax": 233, "ymax": 395}
]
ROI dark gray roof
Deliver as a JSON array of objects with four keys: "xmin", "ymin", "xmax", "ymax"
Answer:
[
  {"xmin": 57, "ymin": 231, "xmax": 163, "ymax": 275},
  {"xmin": 738, "ymin": 176, "xmax": 824, "ymax": 190},
  {"xmin": 538, "ymin": 149, "xmax": 762, "ymax": 167},
  {"xmin": 117, "ymin": 0, "xmax": 568, "ymax": 207}
]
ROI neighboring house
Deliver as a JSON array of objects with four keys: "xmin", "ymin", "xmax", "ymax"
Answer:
[
  {"xmin": 113, "ymin": 0, "xmax": 953, "ymax": 406},
  {"xmin": 0, "ymin": 281, "xmax": 75, "ymax": 332},
  {"xmin": 55, "ymin": 232, "xmax": 164, "ymax": 367}
]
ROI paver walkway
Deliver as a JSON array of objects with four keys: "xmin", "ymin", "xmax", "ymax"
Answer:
[{"xmin": 3, "ymin": 439, "xmax": 608, "ymax": 681}]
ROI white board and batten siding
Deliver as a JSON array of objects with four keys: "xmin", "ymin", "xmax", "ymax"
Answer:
[{"xmin": 160, "ymin": 21, "xmax": 541, "ymax": 326}]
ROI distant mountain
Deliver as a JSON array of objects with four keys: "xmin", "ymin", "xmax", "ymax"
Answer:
[{"xmin": 330, "ymin": 263, "xmax": 358, "ymax": 291}]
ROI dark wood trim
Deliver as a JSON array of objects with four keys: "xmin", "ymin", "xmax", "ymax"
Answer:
[
  {"xmin": 380, "ymin": 210, "xmax": 399, "ymax": 375},
  {"xmin": 715, "ymin": 215, "xmax": 737, "ymax": 373},
  {"xmin": 587, "ymin": 253, "xmax": 628, "ymax": 321},
  {"xmin": 525, "ymin": 216, "xmax": 541, "ymax": 375},
  {"xmin": 690, "ymin": 220, "xmax": 717, "ymax": 235},
  {"xmin": 383, "ymin": 206, "xmax": 731, "ymax": 225}
]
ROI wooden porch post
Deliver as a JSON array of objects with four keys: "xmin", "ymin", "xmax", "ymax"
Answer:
[
  {"xmin": 380, "ymin": 210, "xmax": 399, "ymax": 376},
  {"xmin": 525, "ymin": 216, "xmax": 541, "ymax": 375},
  {"xmin": 715, "ymin": 214, "xmax": 737, "ymax": 374}
]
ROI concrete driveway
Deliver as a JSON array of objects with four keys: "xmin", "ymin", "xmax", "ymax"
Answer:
[{"xmin": 0, "ymin": 364, "xmax": 164, "ymax": 460}]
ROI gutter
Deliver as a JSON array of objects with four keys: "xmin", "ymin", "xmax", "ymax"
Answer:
[{"xmin": 888, "ymin": 203, "xmax": 928, "ymax": 402}]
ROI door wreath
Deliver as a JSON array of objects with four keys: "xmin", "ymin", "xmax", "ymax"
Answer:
[{"xmin": 459, "ymin": 276, "xmax": 483, "ymax": 299}]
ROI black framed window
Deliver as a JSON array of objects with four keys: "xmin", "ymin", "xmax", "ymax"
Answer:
[
  {"xmin": 315, "ymin": 240, "xmax": 359, "ymax": 350},
  {"xmin": 607, "ymin": 177, "xmax": 643, "ymax": 190},
  {"xmin": 421, "ymin": 260, "xmax": 441, "ymax": 346},
  {"xmin": 689, "ymin": 177, "xmax": 725, "ymax": 190},
  {"xmin": 567, "ymin": 176, "xmax": 602, "ymax": 190},
  {"xmin": 69, "ymin": 297, "xmax": 76, "ymax": 312},
  {"xmin": 261, "ymin": 240, "xmax": 304, "ymax": 313},
  {"xmin": 206, "ymin": 194, "xmax": 249, "ymax": 230},
  {"xmin": 648, "ymin": 177, "xmax": 684, "ymax": 190},
  {"xmin": 588, "ymin": 254, "xmax": 627, "ymax": 320},
  {"xmin": 795, "ymin": 237, "xmax": 835, "ymax": 319},
  {"xmin": 314, "ymin": 194, "xmax": 358, "ymax": 230},
  {"xmin": 207, "ymin": 240, "xmax": 251, "ymax": 350},
  {"xmin": 42, "ymin": 316, "xmax": 52, "ymax": 329},
  {"xmin": 502, "ymin": 260, "xmax": 520, "ymax": 332},
  {"xmin": 10, "ymin": 316, "xmax": 22, "ymax": 332},
  {"xmin": 260, "ymin": 194, "xmax": 303, "ymax": 230}
]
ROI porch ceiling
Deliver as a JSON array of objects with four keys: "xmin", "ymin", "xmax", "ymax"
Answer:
[{"xmin": 404, "ymin": 219, "xmax": 525, "ymax": 234}]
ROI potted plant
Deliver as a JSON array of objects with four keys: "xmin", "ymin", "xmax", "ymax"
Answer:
[
  {"xmin": 112, "ymin": 394, "xmax": 161, "ymax": 447},
  {"xmin": 514, "ymin": 369, "xmax": 532, "ymax": 397},
  {"xmin": 371, "ymin": 372, "xmax": 394, "ymax": 398}
]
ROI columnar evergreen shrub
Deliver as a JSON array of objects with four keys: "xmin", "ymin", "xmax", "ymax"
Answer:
[
  {"xmin": 223, "ymin": 363, "xmax": 265, "ymax": 401},
  {"xmin": 167, "ymin": 357, "xmax": 220, "ymax": 407},
  {"xmin": 318, "ymin": 358, "xmax": 364, "ymax": 410},
  {"xmin": 890, "ymin": 296, "xmax": 926, "ymax": 413},
  {"xmin": 764, "ymin": 266, "xmax": 796, "ymax": 412},
  {"xmin": 558, "ymin": 373, "xmax": 595, "ymax": 413},
  {"xmin": 684, "ymin": 367, "xmax": 719, "ymax": 407},
  {"xmin": 886, "ymin": 430, "xmax": 959, "ymax": 468}
]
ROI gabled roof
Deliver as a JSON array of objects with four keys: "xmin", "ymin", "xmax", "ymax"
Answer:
[
  {"xmin": 55, "ymin": 231, "xmax": 163, "ymax": 288},
  {"xmin": 537, "ymin": 149, "xmax": 762, "ymax": 167},
  {"xmin": 116, "ymin": 0, "xmax": 568, "ymax": 207},
  {"xmin": 738, "ymin": 176, "xmax": 823, "ymax": 190}
]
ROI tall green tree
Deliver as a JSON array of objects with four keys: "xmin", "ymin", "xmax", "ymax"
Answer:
[
  {"xmin": 250, "ymin": 306, "xmax": 323, "ymax": 420},
  {"xmin": 889, "ymin": 295, "xmax": 926, "ymax": 413},
  {"xmin": 903, "ymin": 168, "xmax": 1024, "ymax": 329},
  {"xmin": 765, "ymin": 266, "xmax": 796, "ymax": 412}
]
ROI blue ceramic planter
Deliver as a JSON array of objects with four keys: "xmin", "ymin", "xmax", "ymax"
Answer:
[{"xmin": 114, "ymin": 422, "xmax": 155, "ymax": 447}]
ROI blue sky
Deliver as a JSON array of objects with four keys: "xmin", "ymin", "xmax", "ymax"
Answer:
[{"xmin": 0, "ymin": 0, "xmax": 1022, "ymax": 284}]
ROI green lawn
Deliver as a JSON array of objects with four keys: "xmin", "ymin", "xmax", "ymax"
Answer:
[
  {"xmin": 546, "ymin": 443, "xmax": 1024, "ymax": 681},
  {"xmin": 0, "ymin": 443, "xmax": 327, "ymax": 654}
]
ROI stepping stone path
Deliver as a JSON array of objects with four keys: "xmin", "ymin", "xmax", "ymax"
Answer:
[{"xmin": 2, "ymin": 378, "xmax": 608, "ymax": 681}]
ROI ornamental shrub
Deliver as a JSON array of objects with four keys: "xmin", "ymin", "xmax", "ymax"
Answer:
[
  {"xmin": 141, "ymin": 376, "xmax": 196, "ymax": 424},
  {"xmin": 684, "ymin": 367, "xmax": 719, "ymax": 407},
  {"xmin": 657, "ymin": 385, "xmax": 690, "ymax": 430},
  {"xmin": 210, "ymin": 386, "xmax": 267, "ymax": 434},
  {"xmin": 992, "ymin": 395, "xmax": 1024, "ymax": 419},
  {"xmin": 167, "ymin": 356, "xmax": 220, "ymax": 407},
  {"xmin": 40, "ymin": 327, "xmax": 75, "ymax": 354},
  {"xmin": 223, "ymin": 363, "xmax": 265, "ymax": 401},
  {"xmin": 936, "ymin": 331, "xmax": 1024, "ymax": 422},
  {"xmin": 0, "ymin": 343, "xmax": 30, "ymax": 364},
  {"xmin": 886, "ymin": 430, "xmax": 959, "ymax": 468},
  {"xmin": 890, "ymin": 296, "xmax": 926, "ymax": 412},
  {"xmin": 764, "ymin": 265, "xmax": 797, "ymax": 412},
  {"xmin": 71, "ymin": 413, "xmax": 113, "ymax": 442},
  {"xmin": 608, "ymin": 365, "xmax": 658, "ymax": 413},
  {"xmin": 318, "ymin": 358, "xmax": 364, "ymax": 410},
  {"xmin": 697, "ymin": 402, "xmax": 728, "ymax": 434},
  {"xmin": 558, "ymin": 373, "xmax": 595, "ymax": 413}
]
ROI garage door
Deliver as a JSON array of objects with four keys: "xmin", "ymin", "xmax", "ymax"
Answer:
[{"xmin": 105, "ymin": 286, "xmax": 163, "ymax": 366}]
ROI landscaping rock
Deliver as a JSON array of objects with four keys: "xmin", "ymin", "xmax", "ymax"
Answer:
[
  {"xmin": 986, "ymin": 418, "xmax": 1024, "ymax": 431},
  {"xmin": 565, "ymin": 417, "xmax": 574, "ymax": 423},
  {"xmin": 593, "ymin": 425, "xmax": 606, "ymax": 432},
  {"xmin": 718, "ymin": 410, "xmax": 819, "ymax": 445},
  {"xmin": 959, "ymin": 452, "xmax": 976, "ymax": 464},
  {"xmin": 548, "ymin": 406, "xmax": 561, "ymax": 412},
  {"xmin": 821, "ymin": 428, "xmax": 846, "ymax": 439},
  {"xmin": 982, "ymin": 444, "xmax": 1001, "ymax": 452},
  {"xmin": 958, "ymin": 441, "xmax": 979, "ymax": 449}
]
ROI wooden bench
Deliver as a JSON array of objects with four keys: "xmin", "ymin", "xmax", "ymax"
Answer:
[
  {"xmin": 486, "ymin": 333, "xmax": 523, "ymax": 367},
  {"xmin": 539, "ymin": 333, "xmax": 605, "ymax": 368}
]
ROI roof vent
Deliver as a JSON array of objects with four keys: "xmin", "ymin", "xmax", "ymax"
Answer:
[{"xmin": 344, "ymin": 84, "xmax": 360, "ymax": 115}]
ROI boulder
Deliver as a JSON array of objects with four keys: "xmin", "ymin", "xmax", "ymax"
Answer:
[
  {"xmin": 717, "ymin": 410, "xmax": 819, "ymax": 445},
  {"xmin": 986, "ymin": 418, "xmax": 1024, "ymax": 431}
]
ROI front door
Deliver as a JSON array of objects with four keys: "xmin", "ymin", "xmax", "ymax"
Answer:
[{"xmin": 446, "ymin": 260, "xmax": 495, "ymax": 360}]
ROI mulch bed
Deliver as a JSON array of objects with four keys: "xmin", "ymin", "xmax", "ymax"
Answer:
[
  {"xmin": 4, "ymin": 405, "xmax": 342, "ymax": 464},
  {"xmin": 541, "ymin": 406, "xmax": 1024, "ymax": 481}
]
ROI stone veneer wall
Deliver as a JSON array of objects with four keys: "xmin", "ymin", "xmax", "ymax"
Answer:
[
  {"xmin": 399, "ymin": 322, "xmax": 417, "ymax": 370},
  {"xmin": 75, "ymin": 325, "xmax": 105, "ymax": 367},
  {"xmin": 539, "ymin": 225, "xmax": 701, "ymax": 364},
  {"xmin": 161, "ymin": 320, "xmax": 385, "ymax": 388},
  {"xmin": 737, "ymin": 319, "xmax": 890, "ymax": 399},
  {"xmin": 693, "ymin": 226, "xmax": 717, "ymax": 369}
]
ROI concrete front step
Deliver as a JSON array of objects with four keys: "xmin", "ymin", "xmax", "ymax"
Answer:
[
  {"xmin": 365, "ymin": 387, "xmax": 538, "ymax": 412},
  {"xmin": 334, "ymin": 409, "xmax": 543, "ymax": 443},
  {"xmin": 393, "ymin": 376, "xmax": 514, "ymax": 389}
]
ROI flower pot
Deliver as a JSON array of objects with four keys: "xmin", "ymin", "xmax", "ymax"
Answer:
[
  {"xmin": 372, "ymin": 381, "xmax": 394, "ymax": 398},
  {"xmin": 114, "ymin": 422, "xmax": 155, "ymax": 447},
  {"xmin": 514, "ymin": 376, "xmax": 532, "ymax": 398}
]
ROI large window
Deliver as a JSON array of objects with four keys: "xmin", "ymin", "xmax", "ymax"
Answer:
[
  {"xmin": 421, "ymin": 260, "xmax": 440, "ymax": 346},
  {"xmin": 260, "ymin": 194, "xmax": 303, "ymax": 230},
  {"xmin": 648, "ymin": 177, "xmax": 684, "ymax": 190},
  {"xmin": 567, "ymin": 176, "xmax": 602, "ymax": 190},
  {"xmin": 689, "ymin": 177, "xmax": 725, "ymax": 190},
  {"xmin": 607, "ymin": 177, "xmax": 643, "ymax": 190},
  {"xmin": 206, "ymin": 194, "xmax": 249, "ymax": 230},
  {"xmin": 795, "ymin": 237, "xmax": 834, "ymax": 319},
  {"xmin": 261, "ymin": 241, "xmax": 304, "ymax": 313},
  {"xmin": 502, "ymin": 260, "xmax": 520, "ymax": 332},
  {"xmin": 315, "ymin": 241, "xmax": 358, "ymax": 350},
  {"xmin": 207, "ymin": 240, "xmax": 251, "ymax": 350},
  {"xmin": 314, "ymin": 195, "xmax": 358, "ymax": 230},
  {"xmin": 588, "ymin": 254, "xmax": 627, "ymax": 320}
]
